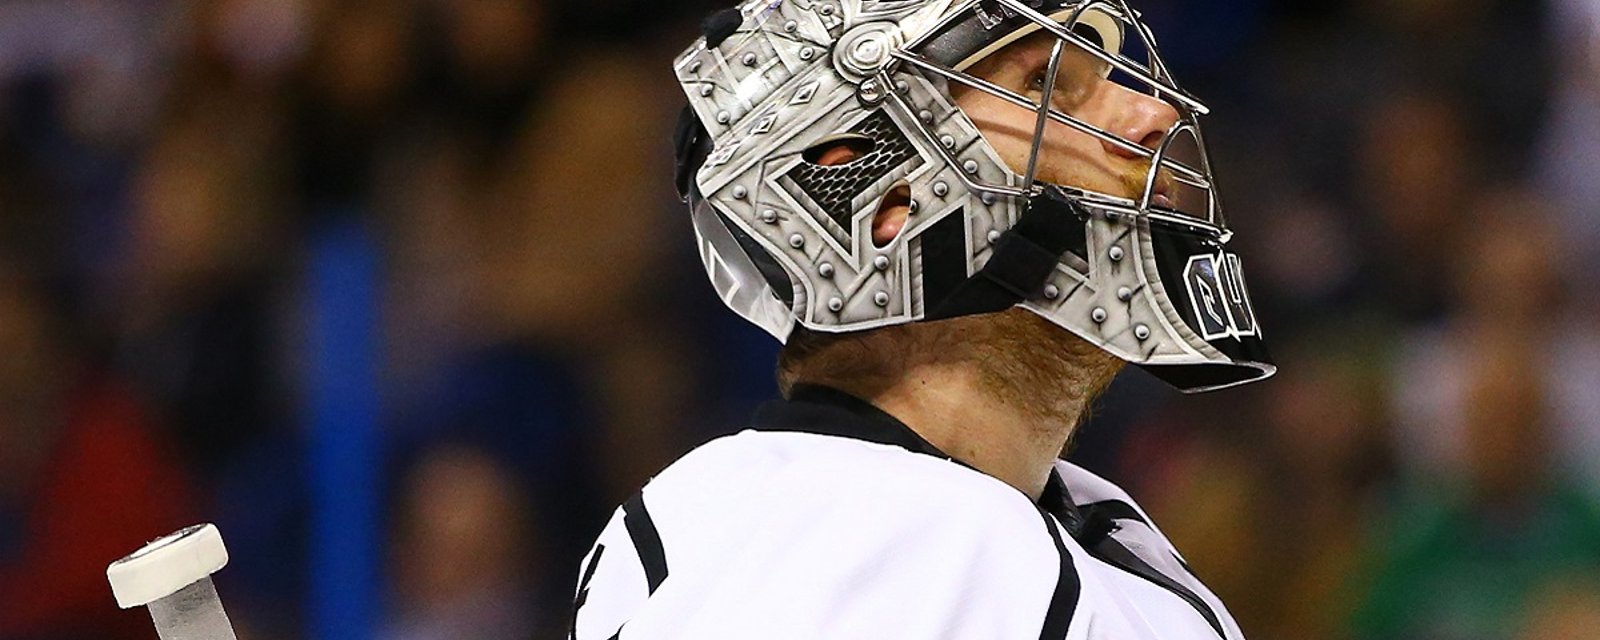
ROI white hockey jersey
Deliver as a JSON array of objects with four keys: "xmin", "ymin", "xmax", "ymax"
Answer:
[{"xmin": 570, "ymin": 386, "xmax": 1247, "ymax": 640}]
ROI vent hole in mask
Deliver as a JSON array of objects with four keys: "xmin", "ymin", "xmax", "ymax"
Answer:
[{"xmin": 803, "ymin": 135, "xmax": 876, "ymax": 166}]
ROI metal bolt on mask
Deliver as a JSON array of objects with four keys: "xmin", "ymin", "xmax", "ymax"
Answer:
[{"xmin": 673, "ymin": 0, "xmax": 1276, "ymax": 392}]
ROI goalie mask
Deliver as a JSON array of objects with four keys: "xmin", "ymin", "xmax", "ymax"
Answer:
[{"xmin": 673, "ymin": 0, "xmax": 1276, "ymax": 392}]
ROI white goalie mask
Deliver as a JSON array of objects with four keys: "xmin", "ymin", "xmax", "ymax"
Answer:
[{"xmin": 673, "ymin": 0, "xmax": 1276, "ymax": 392}]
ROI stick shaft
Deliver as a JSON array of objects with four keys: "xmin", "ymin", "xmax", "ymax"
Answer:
[{"xmin": 146, "ymin": 577, "xmax": 239, "ymax": 640}]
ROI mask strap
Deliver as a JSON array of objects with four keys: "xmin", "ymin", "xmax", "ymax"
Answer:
[{"xmin": 927, "ymin": 186, "xmax": 1088, "ymax": 320}]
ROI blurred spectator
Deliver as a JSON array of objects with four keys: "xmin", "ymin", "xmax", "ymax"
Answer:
[
  {"xmin": 0, "ymin": 264, "xmax": 195, "ymax": 639},
  {"xmin": 114, "ymin": 89, "xmax": 292, "ymax": 483},
  {"xmin": 1355, "ymin": 89, "xmax": 1482, "ymax": 323},
  {"xmin": 291, "ymin": 0, "xmax": 420, "ymax": 207},
  {"xmin": 473, "ymin": 47, "xmax": 699, "ymax": 503},
  {"xmin": 1534, "ymin": 0, "xmax": 1600, "ymax": 283},
  {"xmin": 1390, "ymin": 194, "xmax": 1600, "ymax": 487},
  {"xmin": 384, "ymin": 445, "xmax": 553, "ymax": 640},
  {"xmin": 417, "ymin": 0, "xmax": 549, "ymax": 156},
  {"xmin": 1350, "ymin": 329, "xmax": 1600, "ymax": 640},
  {"xmin": 1131, "ymin": 336, "xmax": 1392, "ymax": 640}
]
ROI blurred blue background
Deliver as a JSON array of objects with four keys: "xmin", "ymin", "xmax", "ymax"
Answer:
[{"xmin": 1, "ymin": 0, "xmax": 1599, "ymax": 638}]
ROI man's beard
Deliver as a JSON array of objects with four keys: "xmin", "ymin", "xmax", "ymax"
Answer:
[
  {"xmin": 804, "ymin": 308, "xmax": 1124, "ymax": 439},
  {"xmin": 921, "ymin": 309, "xmax": 1124, "ymax": 438}
]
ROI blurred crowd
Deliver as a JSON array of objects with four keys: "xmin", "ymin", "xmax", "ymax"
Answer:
[{"xmin": 0, "ymin": 0, "xmax": 1596, "ymax": 639}]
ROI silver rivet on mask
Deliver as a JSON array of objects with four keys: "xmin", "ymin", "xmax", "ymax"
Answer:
[
  {"xmin": 908, "ymin": 199, "xmax": 919, "ymax": 214},
  {"xmin": 933, "ymin": 182, "xmax": 949, "ymax": 197},
  {"xmin": 1092, "ymin": 308, "xmax": 1108, "ymax": 323},
  {"xmin": 941, "ymin": 135, "xmax": 956, "ymax": 149},
  {"xmin": 732, "ymin": 185, "xmax": 748, "ymax": 199},
  {"xmin": 874, "ymin": 255, "xmax": 890, "ymax": 271},
  {"xmin": 717, "ymin": 111, "xmax": 731, "ymax": 124},
  {"xmin": 895, "ymin": 80, "xmax": 910, "ymax": 94},
  {"xmin": 918, "ymin": 110, "xmax": 933, "ymax": 123},
  {"xmin": 1043, "ymin": 284, "xmax": 1061, "ymax": 299},
  {"xmin": 874, "ymin": 291, "xmax": 890, "ymax": 307},
  {"xmin": 742, "ymin": 52, "xmax": 758, "ymax": 66},
  {"xmin": 981, "ymin": 193, "xmax": 996, "ymax": 205},
  {"xmin": 784, "ymin": 20, "xmax": 798, "ymax": 32},
  {"xmin": 1117, "ymin": 286, "xmax": 1133, "ymax": 302},
  {"xmin": 820, "ymin": 4, "xmax": 835, "ymax": 15},
  {"xmin": 858, "ymin": 80, "xmax": 883, "ymax": 104},
  {"xmin": 1134, "ymin": 324, "xmax": 1151, "ymax": 340},
  {"xmin": 800, "ymin": 48, "xmax": 816, "ymax": 61},
  {"xmin": 963, "ymin": 160, "xmax": 979, "ymax": 174},
  {"xmin": 760, "ymin": 209, "xmax": 778, "ymax": 223},
  {"xmin": 828, "ymin": 297, "xmax": 844, "ymax": 312},
  {"xmin": 819, "ymin": 262, "xmax": 835, "ymax": 278},
  {"xmin": 700, "ymin": 85, "xmax": 714, "ymax": 97},
  {"xmin": 688, "ymin": 60, "xmax": 702, "ymax": 74},
  {"xmin": 1109, "ymin": 246, "xmax": 1125, "ymax": 262},
  {"xmin": 789, "ymin": 234, "xmax": 805, "ymax": 249},
  {"xmin": 987, "ymin": 230, "xmax": 1002, "ymax": 244}
]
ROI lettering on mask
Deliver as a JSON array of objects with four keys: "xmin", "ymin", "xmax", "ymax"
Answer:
[{"xmin": 1182, "ymin": 252, "xmax": 1260, "ymax": 342}]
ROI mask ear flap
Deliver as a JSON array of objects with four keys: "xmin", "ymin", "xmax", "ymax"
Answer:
[
  {"xmin": 674, "ymin": 105, "xmax": 710, "ymax": 200},
  {"xmin": 688, "ymin": 191, "xmax": 800, "ymax": 341}
]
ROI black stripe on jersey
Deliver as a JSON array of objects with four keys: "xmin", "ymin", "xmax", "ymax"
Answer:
[
  {"xmin": 1084, "ymin": 535, "xmax": 1226, "ymax": 638},
  {"xmin": 571, "ymin": 544, "xmax": 606, "ymax": 640},
  {"xmin": 1077, "ymin": 499, "xmax": 1149, "ymax": 526},
  {"xmin": 623, "ymin": 493, "xmax": 668, "ymax": 594},
  {"xmin": 1036, "ymin": 509, "xmax": 1080, "ymax": 640}
]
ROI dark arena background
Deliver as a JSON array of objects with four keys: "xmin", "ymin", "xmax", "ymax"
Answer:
[{"xmin": 3, "ymin": 0, "xmax": 1599, "ymax": 638}]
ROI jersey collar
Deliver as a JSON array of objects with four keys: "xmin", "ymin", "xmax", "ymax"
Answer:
[
  {"xmin": 752, "ymin": 384, "xmax": 953, "ymax": 461},
  {"xmin": 751, "ymin": 384, "xmax": 1084, "ymax": 524}
]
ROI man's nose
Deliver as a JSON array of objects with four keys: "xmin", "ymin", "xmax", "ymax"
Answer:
[{"xmin": 1096, "ymin": 81, "xmax": 1181, "ymax": 159}]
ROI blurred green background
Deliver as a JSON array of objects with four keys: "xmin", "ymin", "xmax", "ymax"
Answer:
[{"xmin": 2, "ymin": 0, "xmax": 1599, "ymax": 638}]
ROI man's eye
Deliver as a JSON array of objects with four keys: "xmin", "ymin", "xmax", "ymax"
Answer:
[{"xmin": 1028, "ymin": 68, "xmax": 1049, "ymax": 93}]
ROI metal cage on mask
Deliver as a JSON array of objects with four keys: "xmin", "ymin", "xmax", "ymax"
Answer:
[
  {"xmin": 899, "ymin": 0, "xmax": 1222, "ymax": 227},
  {"xmin": 673, "ymin": 0, "xmax": 1276, "ymax": 392}
]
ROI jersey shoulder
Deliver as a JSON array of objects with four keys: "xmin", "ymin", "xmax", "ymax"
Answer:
[
  {"xmin": 1055, "ymin": 462, "xmax": 1159, "ymax": 521},
  {"xmin": 1054, "ymin": 460, "xmax": 1184, "ymax": 556},
  {"xmin": 575, "ymin": 431, "xmax": 1074, "ymax": 640},
  {"xmin": 652, "ymin": 428, "xmax": 1056, "ymax": 539},
  {"xmin": 1055, "ymin": 460, "xmax": 1248, "ymax": 639}
]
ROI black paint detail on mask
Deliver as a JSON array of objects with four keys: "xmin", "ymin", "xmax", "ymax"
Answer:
[
  {"xmin": 716, "ymin": 209, "xmax": 795, "ymax": 309},
  {"xmin": 918, "ymin": 208, "xmax": 970, "ymax": 312},
  {"xmin": 787, "ymin": 110, "xmax": 921, "ymax": 232},
  {"xmin": 702, "ymin": 9, "xmax": 743, "ymax": 48},
  {"xmin": 674, "ymin": 106, "xmax": 710, "ymax": 199}
]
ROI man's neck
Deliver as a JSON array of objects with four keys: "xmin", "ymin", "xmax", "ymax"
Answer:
[
  {"xmin": 783, "ymin": 310, "xmax": 1123, "ymax": 500},
  {"xmin": 834, "ymin": 363, "xmax": 1077, "ymax": 501}
]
